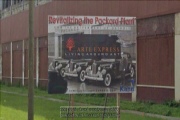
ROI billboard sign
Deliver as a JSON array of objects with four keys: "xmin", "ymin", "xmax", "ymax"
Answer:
[
  {"xmin": 48, "ymin": 15, "xmax": 136, "ymax": 94},
  {"xmin": 63, "ymin": 34, "xmax": 121, "ymax": 59}
]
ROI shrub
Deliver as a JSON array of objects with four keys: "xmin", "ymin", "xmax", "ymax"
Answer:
[{"xmin": 163, "ymin": 100, "xmax": 179, "ymax": 108}]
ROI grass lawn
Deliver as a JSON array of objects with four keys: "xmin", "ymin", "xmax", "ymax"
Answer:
[
  {"xmin": 0, "ymin": 92, "xmax": 164, "ymax": 120},
  {"xmin": 0, "ymin": 84, "xmax": 180, "ymax": 119}
]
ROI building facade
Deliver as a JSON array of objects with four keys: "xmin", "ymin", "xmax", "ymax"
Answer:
[{"xmin": 0, "ymin": 0, "xmax": 180, "ymax": 102}]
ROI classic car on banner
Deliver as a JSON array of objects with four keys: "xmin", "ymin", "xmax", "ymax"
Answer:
[
  {"xmin": 50, "ymin": 59, "xmax": 69, "ymax": 78},
  {"xmin": 48, "ymin": 59, "xmax": 69, "ymax": 94},
  {"xmin": 84, "ymin": 52, "xmax": 135, "ymax": 87},
  {"xmin": 63, "ymin": 59, "xmax": 93, "ymax": 82},
  {"xmin": 51, "ymin": 52, "xmax": 135, "ymax": 87}
]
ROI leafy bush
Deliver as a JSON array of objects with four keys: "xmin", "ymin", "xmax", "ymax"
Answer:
[
  {"xmin": 163, "ymin": 100, "xmax": 179, "ymax": 108},
  {"xmin": 146, "ymin": 100, "xmax": 155, "ymax": 105},
  {"xmin": 164, "ymin": 110, "xmax": 172, "ymax": 116}
]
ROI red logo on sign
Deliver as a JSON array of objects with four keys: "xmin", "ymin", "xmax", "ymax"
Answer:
[{"xmin": 66, "ymin": 37, "xmax": 75, "ymax": 51}]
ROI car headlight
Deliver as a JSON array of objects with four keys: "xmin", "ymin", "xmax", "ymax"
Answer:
[
  {"xmin": 98, "ymin": 66, "xmax": 101, "ymax": 71},
  {"xmin": 48, "ymin": 62, "xmax": 54, "ymax": 71},
  {"xmin": 101, "ymin": 69, "xmax": 106, "ymax": 75},
  {"xmin": 77, "ymin": 66, "xmax": 81, "ymax": 72},
  {"xmin": 129, "ymin": 64, "xmax": 131, "ymax": 69},
  {"xmin": 110, "ymin": 64, "xmax": 113, "ymax": 68},
  {"xmin": 66, "ymin": 64, "xmax": 69, "ymax": 68},
  {"xmin": 86, "ymin": 66, "xmax": 91, "ymax": 71},
  {"xmin": 85, "ymin": 62, "xmax": 88, "ymax": 66},
  {"xmin": 55, "ymin": 64, "xmax": 62, "ymax": 70}
]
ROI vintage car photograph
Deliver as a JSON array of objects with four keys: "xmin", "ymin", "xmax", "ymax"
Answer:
[
  {"xmin": 48, "ymin": 51, "xmax": 135, "ymax": 88},
  {"xmin": 63, "ymin": 59, "xmax": 94, "ymax": 82},
  {"xmin": 48, "ymin": 59, "xmax": 69, "ymax": 77},
  {"xmin": 84, "ymin": 52, "xmax": 135, "ymax": 87},
  {"xmin": 48, "ymin": 59, "xmax": 69, "ymax": 94}
]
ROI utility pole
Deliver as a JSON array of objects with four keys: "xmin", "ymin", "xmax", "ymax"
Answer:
[{"xmin": 28, "ymin": 0, "xmax": 34, "ymax": 120}]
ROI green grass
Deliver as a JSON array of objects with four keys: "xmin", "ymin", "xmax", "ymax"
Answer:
[
  {"xmin": 120, "ymin": 100, "xmax": 180, "ymax": 117},
  {"xmin": 0, "ymin": 84, "xmax": 180, "ymax": 118},
  {"xmin": 0, "ymin": 106, "xmax": 46, "ymax": 120},
  {"xmin": 0, "ymin": 92, "xmax": 163, "ymax": 120}
]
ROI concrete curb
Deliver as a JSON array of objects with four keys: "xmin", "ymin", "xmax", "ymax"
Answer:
[
  {"xmin": 121, "ymin": 110, "xmax": 180, "ymax": 120},
  {"xmin": 1, "ymin": 90, "xmax": 180, "ymax": 120}
]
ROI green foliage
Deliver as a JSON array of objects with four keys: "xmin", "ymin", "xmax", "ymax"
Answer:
[
  {"xmin": 0, "ymin": 80, "xmax": 2, "ymax": 85},
  {"xmin": 163, "ymin": 100, "xmax": 180, "ymax": 108},
  {"xmin": 0, "ymin": 92, "xmax": 164, "ymax": 120},
  {"xmin": 15, "ymin": 80, "xmax": 21, "ymax": 87},
  {"xmin": 1, "ymin": 84, "xmax": 180, "ymax": 118},
  {"xmin": 38, "ymin": 85, "xmax": 47, "ymax": 91},
  {"xmin": 146, "ymin": 100, "xmax": 156, "ymax": 105},
  {"xmin": 3, "ymin": 81, "xmax": 11, "ymax": 87},
  {"xmin": 163, "ymin": 110, "xmax": 172, "ymax": 116}
]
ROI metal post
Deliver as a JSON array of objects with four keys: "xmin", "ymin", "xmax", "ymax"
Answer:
[
  {"xmin": 67, "ymin": 94, "xmax": 74, "ymax": 120},
  {"xmin": 102, "ymin": 93, "xmax": 108, "ymax": 120},
  {"xmin": 71, "ymin": 94, "xmax": 74, "ymax": 120},
  {"xmin": 36, "ymin": 38, "xmax": 39, "ymax": 87},
  {"xmin": 116, "ymin": 93, "xmax": 120, "ymax": 120},
  {"xmin": 22, "ymin": 40, "xmax": 25, "ymax": 86},
  {"xmin": 28, "ymin": 0, "xmax": 34, "ymax": 120},
  {"xmin": 10, "ymin": 42, "xmax": 13, "ymax": 85},
  {"xmin": 55, "ymin": 34, "xmax": 59, "ymax": 58},
  {"xmin": 132, "ymin": 20, "xmax": 137, "ymax": 102},
  {"xmin": 67, "ymin": 94, "xmax": 71, "ymax": 120}
]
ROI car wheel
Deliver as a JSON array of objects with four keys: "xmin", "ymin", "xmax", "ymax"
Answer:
[
  {"xmin": 78, "ymin": 70, "xmax": 86, "ymax": 82},
  {"xmin": 60, "ymin": 68, "xmax": 66, "ymax": 78},
  {"xmin": 103, "ymin": 73, "xmax": 112, "ymax": 87}
]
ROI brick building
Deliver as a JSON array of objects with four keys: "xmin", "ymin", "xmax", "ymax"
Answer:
[{"xmin": 0, "ymin": 0, "xmax": 180, "ymax": 102}]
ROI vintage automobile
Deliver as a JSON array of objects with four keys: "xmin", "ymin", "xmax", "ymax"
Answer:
[
  {"xmin": 84, "ymin": 52, "xmax": 135, "ymax": 87},
  {"xmin": 63, "ymin": 59, "xmax": 94, "ymax": 82},
  {"xmin": 48, "ymin": 59, "xmax": 69, "ymax": 77},
  {"xmin": 48, "ymin": 59, "xmax": 69, "ymax": 94}
]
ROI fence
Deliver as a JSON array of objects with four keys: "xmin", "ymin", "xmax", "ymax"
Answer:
[{"xmin": 1, "ymin": 37, "xmax": 48, "ymax": 89}]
